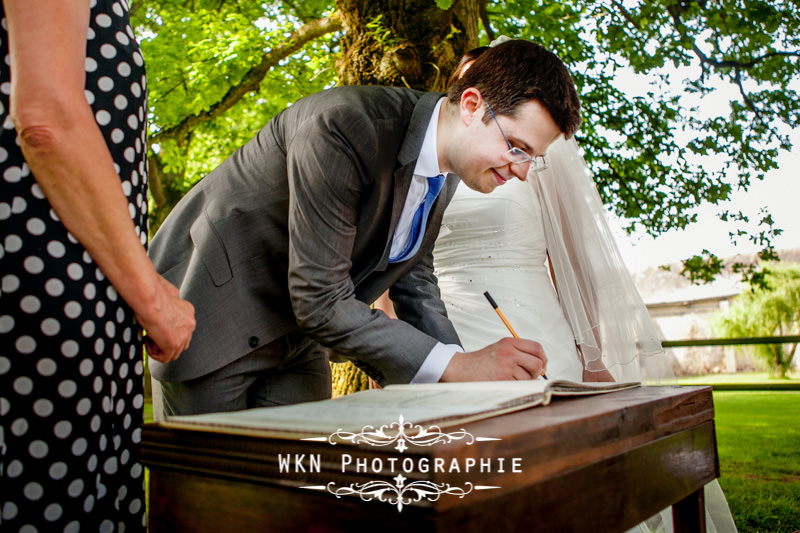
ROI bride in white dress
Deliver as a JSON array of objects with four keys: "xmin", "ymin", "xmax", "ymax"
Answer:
[
  {"xmin": 434, "ymin": 136, "xmax": 672, "ymax": 384},
  {"xmin": 432, "ymin": 135, "xmax": 737, "ymax": 533},
  {"xmin": 433, "ymin": 160, "xmax": 583, "ymax": 380},
  {"xmin": 375, "ymin": 40, "xmax": 737, "ymax": 531}
]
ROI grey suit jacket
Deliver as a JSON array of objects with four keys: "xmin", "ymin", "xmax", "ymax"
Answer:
[{"xmin": 148, "ymin": 86, "xmax": 462, "ymax": 385}]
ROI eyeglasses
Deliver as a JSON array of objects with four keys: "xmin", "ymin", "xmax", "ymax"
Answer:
[{"xmin": 486, "ymin": 103, "xmax": 549, "ymax": 172}]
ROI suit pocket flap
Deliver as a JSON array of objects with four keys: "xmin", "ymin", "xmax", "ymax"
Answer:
[{"xmin": 190, "ymin": 213, "xmax": 233, "ymax": 287}]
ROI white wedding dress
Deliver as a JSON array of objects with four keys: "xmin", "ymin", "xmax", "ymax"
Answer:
[
  {"xmin": 432, "ymin": 138, "xmax": 737, "ymax": 533},
  {"xmin": 434, "ymin": 178, "xmax": 584, "ymax": 381},
  {"xmin": 435, "ymin": 137, "xmax": 674, "ymax": 384}
]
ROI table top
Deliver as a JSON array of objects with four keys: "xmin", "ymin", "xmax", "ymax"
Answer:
[
  {"xmin": 143, "ymin": 385, "xmax": 716, "ymax": 511},
  {"xmin": 145, "ymin": 385, "xmax": 719, "ymax": 532}
]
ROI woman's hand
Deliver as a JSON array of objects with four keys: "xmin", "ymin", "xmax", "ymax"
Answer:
[{"xmin": 136, "ymin": 275, "xmax": 196, "ymax": 364}]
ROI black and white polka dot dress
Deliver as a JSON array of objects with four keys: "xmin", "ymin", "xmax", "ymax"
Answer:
[{"xmin": 1, "ymin": 1, "xmax": 148, "ymax": 531}]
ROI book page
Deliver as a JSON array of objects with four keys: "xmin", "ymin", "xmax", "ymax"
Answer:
[
  {"xmin": 546, "ymin": 380, "xmax": 641, "ymax": 395},
  {"xmin": 163, "ymin": 381, "xmax": 551, "ymax": 435},
  {"xmin": 382, "ymin": 379, "xmax": 639, "ymax": 395},
  {"xmin": 160, "ymin": 380, "xmax": 640, "ymax": 437}
]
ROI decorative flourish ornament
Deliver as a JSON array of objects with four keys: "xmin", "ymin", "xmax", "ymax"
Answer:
[
  {"xmin": 327, "ymin": 475, "xmax": 477, "ymax": 512},
  {"xmin": 322, "ymin": 415, "xmax": 477, "ymax": 452},
  {"xmin": 300, "ymin": 416, "xmax": 504, "ymax": 511}
]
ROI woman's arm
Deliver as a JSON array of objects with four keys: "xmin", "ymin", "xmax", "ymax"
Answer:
[
  {"xmin": 4, "ymin": 0, "xmax": 195, "ymax": 361},
  {"xmin": 373, "ymin": 291, "xmax": 398, "ymax": 319},
  {"xmin": 546, "ymin": 250, "xmax": 613, "ymax": 381}
]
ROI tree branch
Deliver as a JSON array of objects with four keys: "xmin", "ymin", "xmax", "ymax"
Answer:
[
  {"xmin": 147, "ymin": 152, "xmax": 167, "ymax": 209},
  {"xmin": 666, "ymin": 4, "xmax": 800, "ymax": 71},
  {"xmin": 665, "ymin": 3, "xmax": 797, "ymax": 142},
  {"xmin": 609, "ymin": 0, "xmax": 640, "ymax": 29},
  {"xmin": 151, "ymin": 13, "xmax": 342, "ymax": 145},
  {"xmin": 733, "ymin": 66, "xmax": 769, "ymax": 131},
  {"xmin": 479, "ymin": 0, "xmax": 494, "ymax": 42},
  {"xmin": 281, "ymin": 0, "xmax": 316, "ymax": 24}
]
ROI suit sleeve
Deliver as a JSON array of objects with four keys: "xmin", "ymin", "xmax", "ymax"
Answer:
[
  {"xmin": 389, "ymin": 246, "xmax": 460, "ymax": 346},
  {"xmin": 286, "ymin": 105, "xmax": 449, "ymax": 385}
]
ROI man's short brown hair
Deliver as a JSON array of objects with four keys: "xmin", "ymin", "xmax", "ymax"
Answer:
[{"xmin": 447, "ymin": 40, "xmax": 582, "ymax": 139}]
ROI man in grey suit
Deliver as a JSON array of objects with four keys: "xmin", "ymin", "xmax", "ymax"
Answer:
[{"xmin": 148, "ymin": 40, "xmax": 582, "ymax": 417}]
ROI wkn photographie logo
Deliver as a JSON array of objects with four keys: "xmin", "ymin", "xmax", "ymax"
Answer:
[{"xmin": 276, "ymin": 415, "xmax": 524, "ymax": 511}]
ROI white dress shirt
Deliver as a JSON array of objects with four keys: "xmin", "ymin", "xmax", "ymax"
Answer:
[{"xmin": 387, "ymin": 97, "xmax": 462, "ymax": 383}]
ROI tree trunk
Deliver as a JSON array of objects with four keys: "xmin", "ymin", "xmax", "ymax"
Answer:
[
  {"xmin": 330, "ymin": 0, "xmax": 482, "ymax": 396},
  {"xmin": 335, "ymin": 0, "xmax": 482, "ymax": 91},
  {"xmin": 771, "ymin": 345, "xmax": 784, "ymax": 379}
]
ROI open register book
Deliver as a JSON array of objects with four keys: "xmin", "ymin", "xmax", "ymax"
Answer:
[{"xmin": 161, "ymin": 379, "xmax": 640, "ymax": 439}]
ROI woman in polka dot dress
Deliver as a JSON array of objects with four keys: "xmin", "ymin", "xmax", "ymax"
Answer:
[{"xmin": 0, "ymin": 1, "xmax": 195, "ymax": 530}]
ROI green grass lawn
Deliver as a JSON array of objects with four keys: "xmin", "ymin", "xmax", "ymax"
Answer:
[
  {"xmin": 714, "ymin": 390, "xmax": 800, "ymax": 533},
  {"xmin": 679, "ymin": 371, "xmax": 800, "ymax": 385}
]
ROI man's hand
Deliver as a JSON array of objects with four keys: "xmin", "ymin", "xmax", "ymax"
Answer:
[
  {"xmin": 440, "ymin": 337, "xmax": 547, "ymax": 382},
  {"xmin": 136, "ymin": 275, "xmax": 196, "ymax": 364}
]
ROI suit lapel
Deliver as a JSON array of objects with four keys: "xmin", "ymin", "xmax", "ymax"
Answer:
[
  {"xmin": 376, "ymin": 91, "xmax": 445, "ymax": 270},
  {"xmin": 420, "ymin": 173, "xmax": 460, "ymax": 248}
]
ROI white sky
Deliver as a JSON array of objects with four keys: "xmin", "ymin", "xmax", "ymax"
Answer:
[
  {"xmin": 607, "ymin": 67, "xmax": 800, "ymax": 272},
  {"xmin": 614, "ymin": 146, "xmax": 800, "ymax": 271}
]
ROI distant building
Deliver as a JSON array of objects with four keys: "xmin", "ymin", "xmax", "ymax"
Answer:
[{"xmin": 631, "ymin": 248, "xmax": 800, "ymax": 375}]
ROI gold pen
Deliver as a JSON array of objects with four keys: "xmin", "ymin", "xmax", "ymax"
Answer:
[{"xmin": 483, "ymin": 291, "xmax": 547, "ymax": 380}]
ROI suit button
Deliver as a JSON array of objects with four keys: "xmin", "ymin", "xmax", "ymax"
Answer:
[{"xmin": 248, "ymin": 336, "xmax": 259, "ymax": 348}]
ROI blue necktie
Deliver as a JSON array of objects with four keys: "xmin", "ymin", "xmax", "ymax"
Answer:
[{"xmin": 390, "ymin": 175, "xmax": 445, "ymax": 262}]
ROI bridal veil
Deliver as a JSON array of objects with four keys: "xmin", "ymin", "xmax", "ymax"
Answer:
[{"xmin": 532, "ymin": 136, "xmax": 674, "ymax": 383}]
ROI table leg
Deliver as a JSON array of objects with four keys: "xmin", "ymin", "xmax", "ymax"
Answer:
[{"xmin": 672, "ymin": 487, "xmax": 706, "ymax": 533}]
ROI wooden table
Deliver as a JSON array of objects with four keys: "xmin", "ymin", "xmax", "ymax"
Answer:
[{"xmin": 142, "ymin": 385, "xmax": 718, "ymax": 532}]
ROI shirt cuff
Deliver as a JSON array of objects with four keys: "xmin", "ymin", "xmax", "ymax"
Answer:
[{"xmin": 409, "ymin": 342, "xmax": 463, "ymax": 384}]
